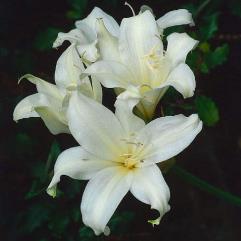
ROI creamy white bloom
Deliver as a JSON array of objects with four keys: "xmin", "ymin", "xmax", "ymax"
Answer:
[
  {"xmin": 83, "ymin": 10, "xmax": 197, "ymax": 120},
  {"xmin": 13, "ymin": 44, "xmax": 102, "ymax": 134},
  {"xmin": 53, "ymin": 7, "xmax": 119, "ymax": 62},
  {"xmin": 47, "ymin": 92, "xmax": 202, "ymax": 235}
]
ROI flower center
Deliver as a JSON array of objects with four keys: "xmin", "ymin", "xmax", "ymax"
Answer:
[
  {"xmin": 144, "ymin": 46, "xmax": 162, "ymax": 70},
  {"xmin": 117, "ymin": 138, "xmax": 145, "ymax": 170},
  {"xmin": 120, "ymin": 153, "xmax": 138, "ymax": 169}
]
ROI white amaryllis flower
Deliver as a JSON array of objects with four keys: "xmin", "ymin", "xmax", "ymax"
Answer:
[
  {"xmin": 53, "ymin": 7, "xmax": 119, "ymax": 63},
  {"xmin": 13, "ymin": 44, "xmax": 102, "ymax": 134},
  {"xmin": 83, "ymin": 10, "xmax": 198, "ymax": 120},
  {"xmin": 47, "ymin": 92, "xmax": 202, "ymax": 235}
]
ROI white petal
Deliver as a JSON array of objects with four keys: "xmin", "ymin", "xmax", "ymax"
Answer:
[
  {"xmin": 119, "ymin": 10, "xmax": 163, "ymax": 82},
  {"xmin": 166, "ymin": 33, "xmax": 198, "ymax": 68},
  {"xmin": 157, "ymin": 9, "xmax": 194, "ymax": 32},
  {"xmin": 91, "ymin": 76, "xmax": 103, "ymax": 103},
  {"xmin": 53, "ymin": 29, "xmax": 98, "ymax": 62},
  {"xmin": 76, "ymin": 40, "xmax": 99, "ymax": 62},
  {"xmin": 75, "ymin": 7, "xmax": 119, "ymax": 37},
  {"xmin": 130, "ymin": 165, "xmax": 170, "ymax": 225},
  {"xmin": 47, "ymin": 146, "xmax": 114, "ymax": 197},
  {"xmin": 53, "ymin": 29, "xmax": 92, "ymax": 48},
  {"xmin": 13, "ymin": 93, "xmax": 49, "ymax": 121},
  {"xmin": 137, "ymin": 114, "xmax": 202, "ymax": 164},
  {"xmin": 96, "ymin": 19, "xmax": 120, "ymax": 61},
  {"xmin": 67, "ymin": 92, "xmax": 125, "ymax": 160},
  {"xmin": 135, "ymin": 87, "xmax": 168, "ymax": 121},
  {"xmin": 20, "ymin": 74, "xmax": 63, "ymax": 101},
  {"xmin": 81, "ymin": 166, "xmax": 132, "ymax": 235},
  {"xmin": 34, "ymin": 106, "xmax": 69, "ymax": 135},
  {"xmin": 83, "ymin": 60, "xmax": 134, "ymax": 88},
  {"xmin": 114, "ymin": 97, "xmax": 145, "ymax": 135},
  {"xmin": 55, "ymin": 44, "xmax": 86, "ymax": 89},
  {"xmin": 161, "ymin": 63, "xmax": 195, "ymax": 98}
]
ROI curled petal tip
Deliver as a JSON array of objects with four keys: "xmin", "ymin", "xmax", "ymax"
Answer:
[
  {"xmin": 46, "ymin": 186, "xmax": 57, "ymax": 198},
  {"xmin": 148, "ymin": 217, "xmax": 160, "ymax": 227}
]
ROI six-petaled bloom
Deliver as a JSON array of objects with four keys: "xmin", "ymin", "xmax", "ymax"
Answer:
[{"xmin": 47, "ymin": 93, "xmax": 202, "ymax": 235}]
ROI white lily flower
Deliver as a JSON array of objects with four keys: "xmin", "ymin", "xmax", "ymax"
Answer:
[
  {"xmin": 80, "ymin": 10, "xmax": 198, "ymax": 119},
  {"xmin": 13, "ymin": 44, "xmax": 102, "ymax": 134},
  {"xmin": 53, "ymin": 7, "xmax": 119, "ymax": 62},
  {"xmin": 83, "ymin": 10, "xmax": 198, "ymax": 120},
  {"xmin": 47, "ymin": 92, "xmax": 202, "ymax": 235}
]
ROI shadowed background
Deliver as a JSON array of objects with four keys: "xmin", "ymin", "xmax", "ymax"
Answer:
[{"xmin": 1, "ymin": 0, "xmax": 241, "ymax": 240}]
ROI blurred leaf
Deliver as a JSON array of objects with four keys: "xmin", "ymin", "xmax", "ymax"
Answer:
[
  {"xmin": 48, "ymin": 214, "xmax": 70, "ymax": 236},
  {"xmin": 200, "ymin": 13, "xmax": 219, "ymax": 40},
  {"xmin": 173, "ymin": 165, "xmax": 241, "ymax": 207},
  {"xmin": 66, "ymin": 0, "xmax": 88, "ymax": 20},
  {"xmin": 198, "ymin": 44, "xmax": 229, "ymax": 74},
  {"xmin": 34, "ymin": 27, "xmax": 61, "ymax": 51},
  {"xmin": 195, "ymin": 95, "xmax": 219, "ymax": 126},
  {"xmin": 23, "ymin": 204, "xmax": 50, "ymax": 232},
  {"xmin": 206, "ymin": 44, "xmax": 229, "ymax": 68},
  {"xmin": 78, "ymin": 226, "xmax": 95, "ymax": 241},
  {"xmin": 44, "ymin": 140, "xmax": 61, "ymax": 179},
  {"xmin": 109, "ymin": 211, "xmax": 134, "ymax": 234}
]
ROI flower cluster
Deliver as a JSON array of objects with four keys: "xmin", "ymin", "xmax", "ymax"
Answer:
[{"xmin": 13, "ymin": 5, "xmax": 202, "ymax": 236}]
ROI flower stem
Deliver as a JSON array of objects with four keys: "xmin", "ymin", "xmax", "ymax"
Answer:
[{"xmin": 172, "ymin": 165, "xmax": 241, "ymax": 207}]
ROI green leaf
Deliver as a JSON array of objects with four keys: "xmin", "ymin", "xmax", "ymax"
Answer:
[
  {"xmin": 200, "ymin": 13, "xmax": 219, "ymax": 40},
  {"xmin": 78, "ymin": 226, "xmax": 95, "ymax": 241},
  {"xmin": 34, "ymin": 27, "xmax": 62, "ymax": 51},
  {"xmin": 109, "ymin": 211, "xmax": 134, "ymax": 234},
  {"xmin": 172, "ymin": 165, "xmax": 241, "ymax": 207},
  {"xmin": 44, "ymin": 140, "xmax": 61, "ymax": 179},
  {"xmin": 23, "ymin": 204, "xmax": 50, "ymax": 232},
  {"xmin": 195, "ymin": 95, "xmax": 219, "ymax": 126},
  {"xmin": 206, "ymin": 44, "xmax": 229, "ymax": 68},
  {"xmin": 48, "ymin": 214, "xmax": 70, "ymax": 235},
  {"xmin": 66, "ymin": 0, "xmax": 88, "ymax": 20}
]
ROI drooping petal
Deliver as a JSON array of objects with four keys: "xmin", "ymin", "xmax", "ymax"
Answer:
[
  {"xmin": 34, "ymin": 106, "xmax": 69, "ymax": 135},
  {"xmin": 157, "ymin": 9, "xmax": 194, "ymax": 33},
  {"xmin": 55, "ymin": 44, "xmax": 88, "ymax": 90},
  {"xmin": 47, "ymin": 146, "xmax": 114, "ymax": 197},
  {"xmin": 114, "ymin": 97, "xmax": 145, "ymax": 135},
  {"xmin": 81, "ymin": 166, "xmax": 133, "ymax": 235},
  {"xmin": 75, "ymin": 7, "xmax": 119, "ymax": 38},
  {"xmin": 83, "ymin": 60, "xmax": 134, "ymax": 88},
  {"xmin": 119, "ymin": 10, "xmax": 163, "ymax": 83},
  {"xmin": 130, "ymin": 164, "xmax": 170, "ymax": 225},
  {"xmin": 137, "ymin": 114, "xmax": 202, "ymax": 164},
  {"xmin": 53, "ymin": 29, "xmax": 98, "ymax": 62},
  {"xmin": 19, "ymin": 74, "xmax": 63, "ymax": 101},
  {"xmin": 13, "ymin": 93, "xmax": 49, "ymax": 121},
  {"xmin": 166, "ymin": 33, "xmax": 198, "ymax": 68},
  {"xmin": 96, "ymin": 19, "xmax": 120, "ymax": 61},
  {"xmin": 160, "ymin": 63, "xmax": 195, "ymax": 98},
  {"xmin": 67, "ymin": 92, "xmax": 125, "ymax": 160}
]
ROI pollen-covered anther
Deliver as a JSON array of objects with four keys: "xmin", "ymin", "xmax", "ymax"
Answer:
[{"xmin": 143, "ymin": 46, "xmax": 162, "ymax": 70}]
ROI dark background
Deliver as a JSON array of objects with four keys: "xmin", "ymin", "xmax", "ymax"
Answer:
[{"xmin": 1, "ymin": 0, "xmax": 241, "ymax": 240}]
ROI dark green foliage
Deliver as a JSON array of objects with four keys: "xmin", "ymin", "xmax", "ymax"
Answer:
[
  {"xmin": 195, "ymin": 95, "xmax": 219, "ymax": 126},
  {"xmin": 66, "ymin": 0, "xmax": 88, "ymax": 20},
  {"xmin": 34, "ymin": 28, "xmax": 62, "ymax": 51}
]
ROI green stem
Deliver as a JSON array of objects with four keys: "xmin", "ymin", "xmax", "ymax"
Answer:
[{"xmin": 172, "ymin": 165, "xmax": 241, "ymax": 207}]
